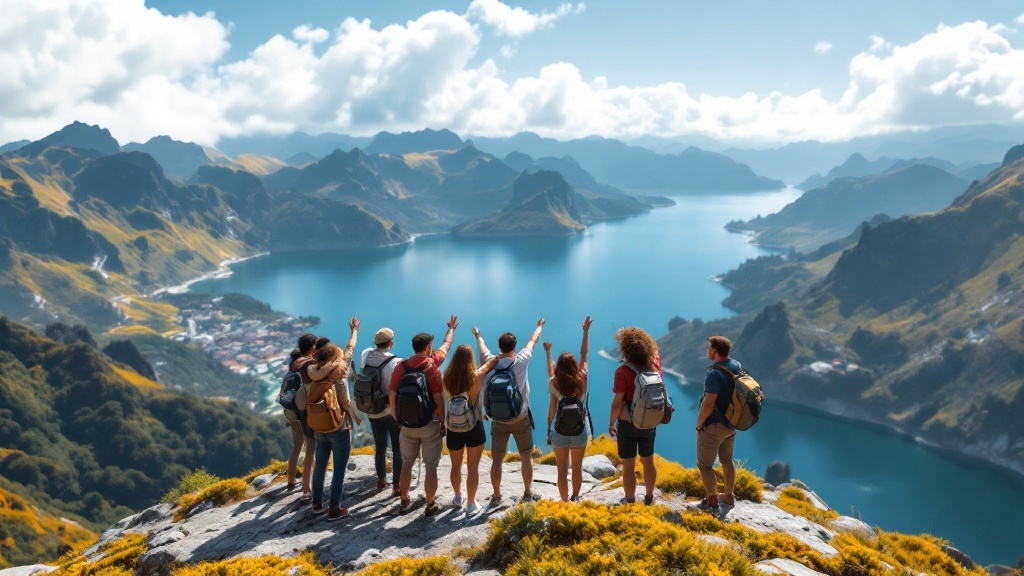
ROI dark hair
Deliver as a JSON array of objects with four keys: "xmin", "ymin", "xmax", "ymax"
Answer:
[
  {"xmin": 298, "ymin": 334, "xmax": 317, "ymax": 354},
  {"xmin": 708, "ymin": 335, "xmax": 733, "ymax": 357},
  {"xmin": 411, "ymin": 332, "xmax": 434, "ymax": 353},
  {"xmin": 315, "ymin": 337, "xmax": 330, "ymax": 350},
  {"xmin": 288, "ymin": 348, "xmax": 302, "ymax": 363},
  {"xmin": 443, "ymin": 344, "xmax": 476, "ymax": 396},
  {"xmin": 616, "ymin": 327, "xmax": 658, "ymax": 367},
  {"xmin": 554, "ymin": 352, "xmax": 585, "ymax": 397},
  {"xmin": 498, "ymin": 332, "xmax": 517, "ymax": 354}
]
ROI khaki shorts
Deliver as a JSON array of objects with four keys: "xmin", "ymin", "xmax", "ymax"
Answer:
[
  {"xmin": 696, "ymin": 422, "xmax": 736, "ymax": 470},
  {"xmin": 490, "ymin": 413, "xmax": 534, "ymax": 456},
  {"xmin": 400, "ymin": 421, "xmax": 443, "ymax": 471}
]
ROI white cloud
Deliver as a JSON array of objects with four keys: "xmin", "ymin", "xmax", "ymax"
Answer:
[
  {"xmin": 292, "ymin": 24, "xmax": 329, "ymax": 44},
  {"xmin": 814, "ymin": 41, "xmax": 833, "ymax": 54},
  {"xmin": 500, "ymin": 44, "xmax": 518, "ymax": 58},
  {"xmin": 467, "ymin": 0, "xmax": 584, "ymax": 37},
  {"xmin": 1, "ymin": 4, "xmax": 1023, "ymax": 146},
  {"xmin": 1015, "ymin": 13, "xmax": 1024, "ymax": 25}
]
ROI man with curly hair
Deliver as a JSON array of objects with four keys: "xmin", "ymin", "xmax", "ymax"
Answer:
[
  {"xmin": 608, "ymin": 326, "xmax": 661, "ymax": 505},
  {"xmin": 695, "ymin": 335, "xmax": 741, "ymax": 513}
]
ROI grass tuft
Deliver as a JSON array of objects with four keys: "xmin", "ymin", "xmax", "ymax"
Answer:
[
  {"xmin": 174, "ymin": 479, "xmax": 249, "ymax": 521},
  {"xmin": 171, "ymin": 551, "xmax": 331, "ymax": 575},
  {"xmin": 354, "ymin": 555, "xmax": 460, "ymax": 576},
  {"xmin": 162, "ymin": 469, "xmax": 221, "ymax": 504}
]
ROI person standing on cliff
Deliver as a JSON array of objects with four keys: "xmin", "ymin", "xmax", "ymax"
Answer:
[
  {"xmin": 389, "ymin": 315, "xmax": 458, "ymax": 516},
  {"xmin": 285, "ymin": 333, "xmax": 318, "ymax": 502},
  {"xmin": 475, "ymin": 319, "xmax": 545, "ymax": 506},
  {"xmin": 360, "ymin": 327, "xmax": 403, "ymax": 497},
  {"xmin": 695, "ymin": 335, "xmax": 740, "ymax": 513},
  {"xmin": 608, "ymin": 326, "xmax": 661, "ymax": 505}
]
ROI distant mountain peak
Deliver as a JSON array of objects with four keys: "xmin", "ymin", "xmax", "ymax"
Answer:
[
  {"xmin": 365, "ymin": 128, "xmax": 464, "ymax": 155},
  {"xmin": 18, "ymin": 121, "xmax": 120, "ymax": 157}
]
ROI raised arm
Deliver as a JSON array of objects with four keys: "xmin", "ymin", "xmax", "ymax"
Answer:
[
  {"xmin": 437, "ymin": 315, "xmax": 458, "ymax": 356},
  {"xmin": 474, "ymin": 356, "xmax": 498, "ymax": 378},
  {"xmin": 472, "ymin": 326, "xmax": 493, "ymax": 362},
  {"xmin": 543, "ymin": 341, "xmax": 554, "ymax": 378},
  {"xmin": 523, "ymin": 318, "xmax": 545, "ymax": 352},
  {"xmin": 342, "ymin": 317, "xmax": 360, "ymax": 361},
  {"xmin": 580, "ymin": 316, "xmax": 591, "ymax": 372}
]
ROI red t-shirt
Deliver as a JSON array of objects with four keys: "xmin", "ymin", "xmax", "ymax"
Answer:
[
  {"xmin": 389, "ymin": 349, "xmax": 447, "ymax": 396},
  {"xmin": 613, "ymin": 355, "xmax": 663, "ymax": 411}
]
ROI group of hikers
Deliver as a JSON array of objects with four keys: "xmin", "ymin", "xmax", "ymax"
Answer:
[{"xmin": 277, "ymin": 315, "xmax": 756, "ymax": 521}]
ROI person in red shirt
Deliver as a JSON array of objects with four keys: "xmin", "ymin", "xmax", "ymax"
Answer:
[
  {"xmin": 389, "ymin": 315, "xmax": 457, "ymax": 516},
  {"xmin": 608, "ymin": 326, "xmax": 661, "ymax": 505}
]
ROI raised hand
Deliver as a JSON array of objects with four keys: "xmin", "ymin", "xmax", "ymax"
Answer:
[
  {"xmin": 537, "ymin": 318, "xmax": 546, "ymax": 327},
  {"xmin": 543, "ymin": 341, "xmax": 552, "ymax": 352},
  {"xmin": 447, "ymin": 315, "xmax": 459, "ymax": 330},
  {"xmin": 349, "ymin": 317, "xmax": 360, "ymax": 331},
  {"xmin": 582, "ymin": 316, "xmax": 592, "ymax": 331},
  {"xmin": 472, "ymin": 327, "xmax": 481, "ymax": 338}
]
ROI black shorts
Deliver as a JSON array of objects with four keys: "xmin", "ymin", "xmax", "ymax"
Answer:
[
  {"xmin": 616, "ymin": 419, "xmax": 656, "ymax": 459},
  {"xmin": 446, "ymin": 421, "xmax": 486, "ymax": 451}
]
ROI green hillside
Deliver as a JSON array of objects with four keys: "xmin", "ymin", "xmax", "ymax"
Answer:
[
  {"xmin": 661, "ymin": 146, "xmax": 1024, "ymax": 476},
  {"xmin": 0, "ymin": 315, "xmax": 288, "ymax": 565}
]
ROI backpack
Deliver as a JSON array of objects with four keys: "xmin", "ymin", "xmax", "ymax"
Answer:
[
  {"xmin": 711, "ymin": 364, "xmax": 763, "ymax": 431},
  {"xmin": 278, "ymin": 357, "xmax": 311, "ymax": 420},
  {"xmin": 484, "ymin": 359, "xmax": 523, "ymax": 421},
  {"xmin": 553, "ymin": 393, "xmax": 590, "ymax": 436},
  {"xmin": 354, "ymin": 355, "xmax": 396, "ymax": 414},
  {"xmin": 446, "ymin": 393, "xmax": 478, "ymax": 433},
  {"xmin": 395, "ymin": 361, "xmax": 435, "ymax": 428},
  {"xmin": 625, "ymin": 363, "xmax": 668, "ymax": 429}
]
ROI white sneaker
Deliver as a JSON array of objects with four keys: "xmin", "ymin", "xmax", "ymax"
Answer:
[
  {"xmin": 452, "ymin": 494, "xmax": 464, "ymax": 508},
  {"xmin": 466, "ymin": 500, "xmax": 480, "ymax": 514}
]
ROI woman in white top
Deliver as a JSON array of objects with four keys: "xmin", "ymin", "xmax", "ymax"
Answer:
[
  {"xmin": 544, "ymin": 316, "xmax": 592, "ymax": 502},
  {"xmin": 442, "ymin": 344, "xmax": 497, "ymax": 514}
]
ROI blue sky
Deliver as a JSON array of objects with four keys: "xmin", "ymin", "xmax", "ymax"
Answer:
[{"xmin": 2, "ymin": 0, "xmax": 1023, "ymax": 145}]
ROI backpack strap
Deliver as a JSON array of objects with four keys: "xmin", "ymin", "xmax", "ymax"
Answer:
[
  {"xmin": 711, "ymin": 364, "xmax": 735, "ymax": 378},
  {"xmin": 374, "ymin": 355, "xmax": 396, "ymax": 370}
]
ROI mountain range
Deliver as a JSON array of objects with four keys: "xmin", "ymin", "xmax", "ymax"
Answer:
[
  {"xmin": 797, "ymin": 153, "xmax": 999, "ymax": 191},
  {"xmin": 659, "ymin": 144, "xmax": 1024, "ymax": 479}
]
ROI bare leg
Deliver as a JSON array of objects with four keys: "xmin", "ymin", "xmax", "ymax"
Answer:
[
  {"xmin": 521, "ymin": 452, "xmax": 534, "ymax": 496},
  {"xmin": 467, "ymin": 444, "xmax": 484, "ymax": 504},
  {"xmin": 490, "ymin": 453, "xmax": 504, "ymax": 500},
  {"xmin": 400, "ymin": 460, "xmax": 414, "ymax": 500},
  {"xmin": 641, "ymin": 456, "xmax": 657, "ymax": 498},
  {"xmin": 621, "ymin": 457, "xmax": 637, "ymax": 502},
  {"xmin": 301, "ymin": 437, "xmax": 315, "ymax": 494},
  {"xmin": 553, "ymin": 447, "xmax": 570, "ymax": 501},
  {"xmin": 570, "ymin": 446, "xmax": 586, "ymax": 499},
  {"xmin": 449, "ymin": 448, "xmax": 465, "ymax": 500},
  {"xmin": 425, "ymin": 466, "xmax": 438, "ymax": 505}
]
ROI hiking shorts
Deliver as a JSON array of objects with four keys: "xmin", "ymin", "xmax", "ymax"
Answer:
[
  {"xmin": 446, "ymin": 420, "xmax": 486, "ymax": 451},
  {"xmin": 490, "ymin": 414, "xmax": 533, "ymax": 457},
  {"xmin": 400, "ymin": 420, "xmax": 443, "ymax": 471},
  {"xmin": 615, "ymin": 419, "xmax": 656, "ymax": 459},
  {"xmin": 550, "ymin": 424, "xmax": 590, "ymax": 449},
  {"xmin": 696, "ymin": 422, "xmax": 736, "ymax": 470}
]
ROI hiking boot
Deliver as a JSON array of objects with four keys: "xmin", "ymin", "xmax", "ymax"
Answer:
[
  {"xmin": 644, "ymin": 495, "xmax": 654, "ymax": 506},
  {"xmin": 424, "ymin": 501, "xmax": 444, "ymax": 517},
  {"xmin": 326, "ymin": 507, "xmax": 348, "ymax": 521},
  {"xmin": 311, "ymin": 503, "xmax": 325, "ymax": 515},
  {"xmin": 569, "ymin": 495, "xmax": 579, "ymax": 503},
  {"xmin": 488, "ymin": 494, "xmax": 504, "ymax": 507},
  {"xmin": 399, "ymin": 498, "xmax": 412, "ymax": 513},
  {"xmin": 376, "ymin": 477, "xmax": 388, "ymax": 491},
  {"xmin": 695, "ymin": 498, "xmax": 720, "ymax": 514}
]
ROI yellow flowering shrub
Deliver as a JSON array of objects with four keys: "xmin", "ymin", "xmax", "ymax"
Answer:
[
  {"xmin": 52, "ymin": 533, "xmax": 148, "ymax": 576},
  {"xmin": 775, "ymin": 487, "xmax": 838, "ymax": 525},
  {"xmin": 175, "ymin": 479, "xmax": 249, "ymax": 521},
  {"xmin": 171, "ymin": 551, "xmax": 331, "ymax": 575},
  {"xmin": 242, "ymin": 460, "xmax": 289, "ymax": 483},
  {"xmin": 355, "ymin": 555, "xmax": 460, "ymax": 576}
]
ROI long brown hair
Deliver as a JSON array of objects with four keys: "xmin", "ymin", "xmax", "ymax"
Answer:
[
  {"xmin": 443, "ymin": 344, "xmax": 476, "ymax": 396},
  {"xmin": 315, "ymin": 343, "xmax": 342, "ymax": 367},
  {"xmin": 554, "ymin": 352, "xmax": 585, "ymax": 397}
]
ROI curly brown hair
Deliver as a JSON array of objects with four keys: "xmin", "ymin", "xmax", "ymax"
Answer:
[
  {"xmin": 616, "ymin": 327, "xmax": 658, "ymax": 367},
  {"xmin": 443, "ymin": 344, "xmax": 476, "ymax": 396}
]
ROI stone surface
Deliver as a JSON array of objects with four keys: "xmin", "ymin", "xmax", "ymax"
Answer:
[
  {"xmin": 754, "ymin": 558, "xmax": 828, "ymax": 575},
  {"xmin": 0, "ymin": 566, "xmax": 57, "ymax": 576},
  {"xmin": 941, "ymin": 545, "xmax": 977, "ymax": 570},
  {"xmin": 581, "ymin": 455, "xmax": 618, "ymax": 479},
  {"xmin": 708, "ymin": 500, "xmax": 838, "ymax": 557},
  {"xmin": 250, "ymin": 473, "xmax": 278, "ymax": 491},
  {"xmin": 148, "ymin": 529, "xmax": 187, "ymax": 548},
  {"xmin": 828, "ymin": 516, "xmax": 876, "ymax": 541}
]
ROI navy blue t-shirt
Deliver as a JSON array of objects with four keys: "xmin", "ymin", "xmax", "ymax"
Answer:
[{"xmin": 702, "ymin": 359, "xmax": 741, "ymax": 427}]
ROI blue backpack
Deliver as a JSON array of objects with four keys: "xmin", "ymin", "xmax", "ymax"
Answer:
[{"xmin": 484, "ymin": 359, "xmax": 523, "ymax": 421}]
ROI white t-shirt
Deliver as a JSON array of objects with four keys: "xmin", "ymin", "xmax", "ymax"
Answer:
[
  {"xmin": 360, "ymin": 347, "xmax": 402, "ymax": 418},
  {"xmin": 480, "ymin": 344, "xmax": 532, "ymax": 419}
]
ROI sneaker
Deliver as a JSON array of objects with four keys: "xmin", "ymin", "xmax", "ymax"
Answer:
[
  {"xmin": 644, "ymin": 495, "xmax": 654, "ymax": 506},
  {"xmin": 399, "ymin": 498, "xmax": 412, "ymax": 513},
  {"xmin": 311, "ymin": 503, "xmax": 325, "ymax": 515},
  {"xmin": 719, "ymin": 494, "xmax": 736, "ymax": 507},
  {"xmin": 518, "ymin": 492, "xmax": 538, "ymax": 503},
  {"xmin": 695, "ymin": 497, "xmax": 720, "ymax": 513},
  {"xmin": 452, "ymin": 494, "xmax": 464, "ymax": 508},
  {"xmin": 326, "ymin": 507, "xmax": 348, "ymax": 521},
  {"xmin": 286, "ymin": 482, "xmax": 297, "ymax": 492},
  {"xmin": 618, "ymin": 497, "xmax": 636, "ymax": 505},
  {"xmin": 569, "ymin": 495, "xmax": 579, "ymax": 503},
  {"xmin": 424, "ymin": 501, "xmax": 444, "ymax": 517},
  {"xmin": 300, "ymin": 491, "xmax": 313, "ymax": 502},
  {"xmin": 488, "ymin": 494, "xmax": 504, "ymax": 507},
  {"xmin": 466, "ymin": 500, "xmax": 481, "ymax": 514}
]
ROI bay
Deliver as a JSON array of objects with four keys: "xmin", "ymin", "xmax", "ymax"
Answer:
[{"xmin": 190, "ymin": 189, "xmax": 1024, "ymax": 565}]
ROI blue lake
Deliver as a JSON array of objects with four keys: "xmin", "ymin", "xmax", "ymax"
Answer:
[{"xmin": 190, "ymin": 189, "xmax": 1024, "ymax": 565}]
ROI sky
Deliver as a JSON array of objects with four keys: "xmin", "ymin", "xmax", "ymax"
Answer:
[{"xmin": 1, "ymin": 0, "xmax": 1023, "ymax": 146}]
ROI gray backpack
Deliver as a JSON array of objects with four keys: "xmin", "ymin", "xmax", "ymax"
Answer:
[
  {"xmin": 446, "ymin": 393, "xmax": 478, "ymax": 433},
  {"xmin": 625, "ymin": 363, "xmax": 667, "ymax": 429}
]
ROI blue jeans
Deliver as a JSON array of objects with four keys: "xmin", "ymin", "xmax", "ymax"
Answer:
[{"xmin": 312, "ymin": 428, "xmax": 352, "ymax": 508}]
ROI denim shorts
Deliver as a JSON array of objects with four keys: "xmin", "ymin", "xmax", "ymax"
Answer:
[{"xmin": 550, "ymin": 425, "xmax": 590, "ymax": 449}]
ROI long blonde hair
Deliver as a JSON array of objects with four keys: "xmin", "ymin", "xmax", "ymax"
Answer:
[{"xmin": 443, "ymin": 344, "xmax": 476, "ymax": 396}]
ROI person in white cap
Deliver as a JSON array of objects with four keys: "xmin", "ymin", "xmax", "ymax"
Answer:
[{"xmin": 360, "ymin": 327, "xmax": 403, "ymax": 496}]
